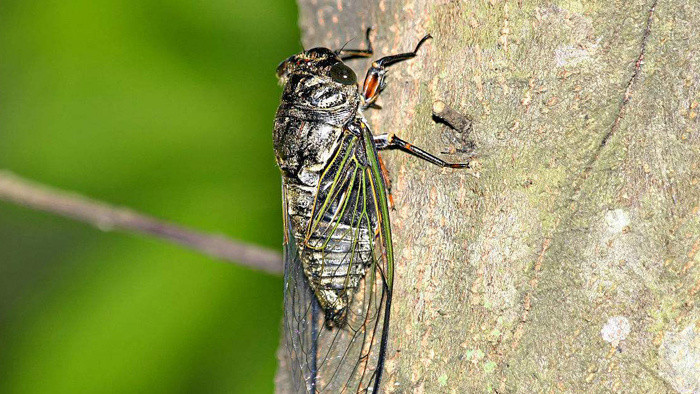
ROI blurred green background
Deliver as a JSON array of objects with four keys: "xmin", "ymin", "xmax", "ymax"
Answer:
[{"xmin": 0, "ymin": 0, "xmax": 299, "ymax": 392}]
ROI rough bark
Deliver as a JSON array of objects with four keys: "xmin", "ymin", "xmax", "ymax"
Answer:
[{"xmin": 278, "ymin": 0, "xmax": 700, "ymax": 392}]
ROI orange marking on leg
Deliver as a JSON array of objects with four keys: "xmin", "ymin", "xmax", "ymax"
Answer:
[{"xmin": 362, "ymin": 74, "xmax": 380, "ymax": 102}]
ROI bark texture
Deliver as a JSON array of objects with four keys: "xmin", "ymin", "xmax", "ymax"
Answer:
[{"xmin": 278, "ymin": 0, "xmax": 700, "ymax": 392}]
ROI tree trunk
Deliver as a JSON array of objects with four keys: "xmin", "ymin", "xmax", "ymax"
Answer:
[{"xmin": 277, "ymin": 0, "xmax": 700, "ymax": 392}]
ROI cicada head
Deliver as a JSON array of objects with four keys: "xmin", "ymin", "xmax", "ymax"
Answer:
[
  {"xmin": 276, "ymin": 47, "xmax": 357, "ymax": 85},
  {"xmin": 276, "ymin": 47, "xmax": 361, "ymax": 122}
]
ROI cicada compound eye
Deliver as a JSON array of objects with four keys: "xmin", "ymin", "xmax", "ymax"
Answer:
[{"xmin": 329, "ymin": 63, "xmax": 357, "ymax": 85}]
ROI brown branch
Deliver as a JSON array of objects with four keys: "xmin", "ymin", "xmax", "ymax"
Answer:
[{"xmin": 0, "ymin": 170, "xmax": 283, "ymax": 275}]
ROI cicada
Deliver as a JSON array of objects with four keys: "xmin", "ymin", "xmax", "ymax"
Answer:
[{"xmin": 274, "ymin": 30, "xmax": 469, "ymax": 393}]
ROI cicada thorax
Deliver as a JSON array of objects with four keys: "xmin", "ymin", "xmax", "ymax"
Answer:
[
  {"xmin": 273, "ymin": 72, "xmax": 360, "ymax": 183},
  {"xmin": 276, "ymin": 73, "xmax": 360, "ymax": 125}
]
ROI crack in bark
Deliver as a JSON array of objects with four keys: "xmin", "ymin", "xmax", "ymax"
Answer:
[
  {"xmin": 551, "ymin": 0, "xmax": 661, "ymax": 220},
  {"xmin": 585, "ymin": 0, "xmax": 659, "ymax": 173},
  {"xmin": 499, "ymin": 2, "xmax": 660, "ymax": 387},
  {"xmin": 558, "ymin": 0, "xmax": 659, "ymax": 229}
]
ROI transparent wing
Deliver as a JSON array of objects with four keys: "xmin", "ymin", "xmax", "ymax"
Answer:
[{"xmin": 283, "ymin": 124, "xmax": 394, "ymax": 393}]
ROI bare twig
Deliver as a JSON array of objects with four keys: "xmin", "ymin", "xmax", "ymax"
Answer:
[{"xmin": 0, "ymin": 170, "xmax": 283, "ymax": 275}]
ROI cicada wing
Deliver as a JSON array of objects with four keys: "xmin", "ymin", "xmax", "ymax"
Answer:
[
  {"xmin": 282, "ymin": 184, "xmax": 319, "ymax": 394},
  {"xmin": 283, "ymin": 128, "xmax": 394, "ymax": 393}
]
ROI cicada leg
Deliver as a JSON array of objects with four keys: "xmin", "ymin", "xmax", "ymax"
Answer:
[
  {"xmin": 373, "ymin": 133, "xmax": 470, "ymax": 168},
  {"xmin": 337, "ymin": 27, "xmax": 374, "ymax": 60},
  {"xmin": 361, "ymin": 34, "xmax": 432, "ymax": 109}
]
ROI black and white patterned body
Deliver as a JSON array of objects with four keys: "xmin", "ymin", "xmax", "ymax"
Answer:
[{"xmin": 274, "ymin": 48, "xmax": 374, "ymax": 327}]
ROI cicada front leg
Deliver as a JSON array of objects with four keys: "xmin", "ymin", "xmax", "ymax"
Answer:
[
  {"xmin": 361, "ymin": 34, "xmax": 431, "ymax": 109},
  {"xmin": 336, "ymin": 27, "xmax": 374, "ymax": 60}
]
